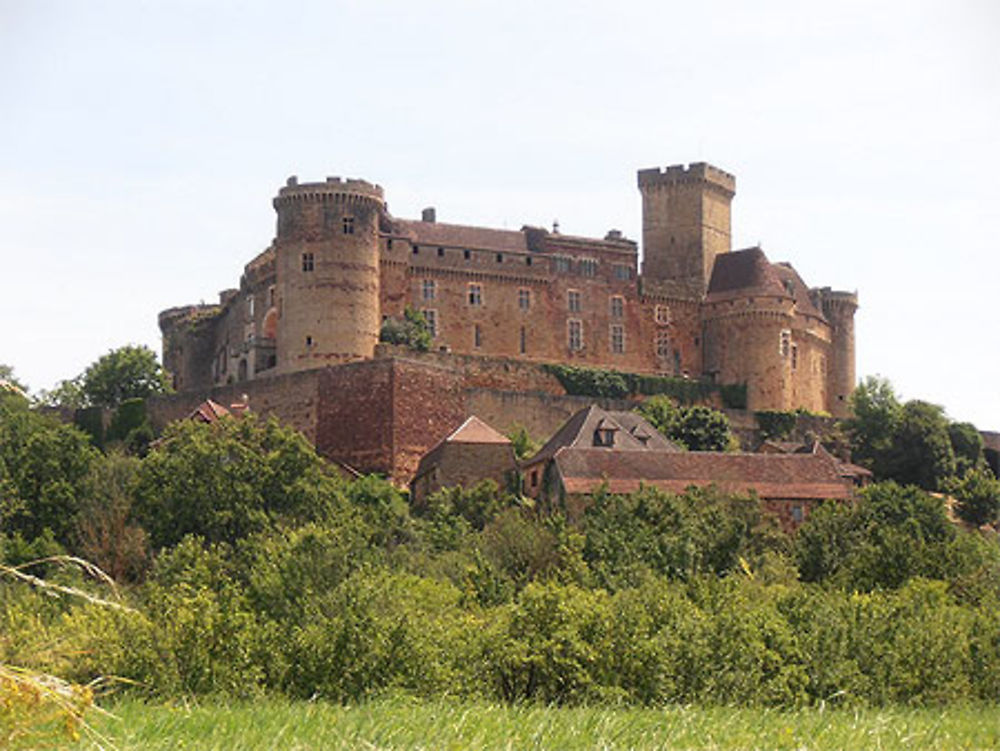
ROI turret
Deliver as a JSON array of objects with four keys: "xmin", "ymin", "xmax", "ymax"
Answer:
[
  {"xmin": 814, "ymin": 287, "xmax": 858, "ymax": 417},
  {"xmin": 273, "ymin": 176, "xmax": 385, "ymax": 372},
  {"xmin": 638, "ymin": 162, "xmax": 735, "ymax": 295}
]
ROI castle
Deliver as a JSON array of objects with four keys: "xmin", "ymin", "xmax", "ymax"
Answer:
[{"xmin": 159, "ymin": 161, "xmax": 856, "ymax": 420}]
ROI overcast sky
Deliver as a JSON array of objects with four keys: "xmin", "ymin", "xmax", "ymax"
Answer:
[{"xmin": 3, "ymin": 0, "xmax": 998, "ymax": 428}]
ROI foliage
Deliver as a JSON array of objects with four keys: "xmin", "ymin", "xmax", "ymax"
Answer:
[
  {"xmin": 636, "ymin": 396, "xmax": 735, "ymax": 452},
  {"xmin": 36, "ymin": 377, "xmax": 86, "ymax": 409},
  {"xmin": 134, "ymin": 415, "xmax": 348, "ymax": 549},
  {"xmin": 506, "ymin": 423, "xmax": 540, "ymax": 461},
  {"xmin": 0, "ymin": 364, "xmax": 28, "ymax": 395},
  {"xmin": 754, "ymin": 409, "xmax": 798, "ymax": 441},
  {"xmin": 581, "ymin": 485, "xmax": 783, "ymax": 590},
  {"xmin": 380, "ymin": 306, "xmax": 432, "ymax": 352},
  {"xmin": 945, "ymin": 468, "xmax": 1000, "ymax": 527},
  {"xmin": 843, "ymin": 375, "xmax": 901, "ymax": 476},
  {"xmin": 0, "ymin": 394, "xmax": 98, "ymax": 546},
  {"xmin": 542, "ymin": 364, "xmax": 746, "ymax": 408},
  {"xmin": 883, "ymin": 400, "xmax": 956, "ymax": 491},
  {"xmin": 948, "ymin": 421, "xmax": 985, "ymax": 476},
  {"xmin": 79, "ymin": 345, "xmax": 171, "ymax": 409},
  {"xmin": 794, "ymin": 481, "xmax": 1000, "ymax": 591}
]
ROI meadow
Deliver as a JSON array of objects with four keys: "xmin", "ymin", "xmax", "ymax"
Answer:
[{"xmin": 74, "ymin": 699, "xmax": 1000, "ymax": 751}]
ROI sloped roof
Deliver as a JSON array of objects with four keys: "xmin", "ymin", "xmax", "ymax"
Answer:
[
  {"xmin": 527, "ymin": 405, "xmax": 680, "ymax": 466},
  {"xmin": 413, "ymin": 416, "xmax": 512, "ymax": 480},
  {"xmin": 395, "ymin": 219, "xmax": 530, "ymax": 254},
  {"xmin": 554, "ymin": 448, "xmax": 853, "ymax": 501},
  {"xmin": 771, "ymin": 263, "xmax": 824, "ymax": 318},
  {"xmin": 188, "ymin": 399, "xmax": 230, "ymax": 423},
  {"xmin": 707, "ymin": 247, "xmax": 786, "ymax": 298}
]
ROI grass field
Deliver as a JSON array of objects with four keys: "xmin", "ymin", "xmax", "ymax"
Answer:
[{"xmin": 71, "ymin": 699, "xmax": 1000, "ymax": 750}]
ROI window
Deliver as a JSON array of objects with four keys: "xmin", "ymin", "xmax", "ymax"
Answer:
[
  {"xmin": 518, "ymin": 289, "xmax": 531, "ymax": 311},
  {"xmin": 578, "ymin": 258, "xmax": 597, "ymax": 277},
  {"xmin": 519, "ymin": 326, "xmax": 526, "ymax": 354},
  {"xmin": 530, "ymin": 469, "xmax": 539, "ymax": 488},
  {"xmin": 268, "ymin": 286, "xmax": 275, "ymax": 306},
  {"xmin": 342, "ymin": 216, "xmax": 354, "ymax": 235},
  {"xmin": 468, "ymin": 283, "xmax": 482, "ymax": 306},
  {"xmin": 305, "ymin": 335, "xmax": 313, "ymax": 348},
  {"xmin": 554, "ymin": 256, "xmax": 572, "ymax": 273},
  {"xmin": 791, "ymin": 344, "xmax": 799, "ymax": 371},
  {"xmin": 567, "ymin": 289, "xmax": 581, "ymax": 313},
  {"xmin": 610, "ymin": 296, "xmax": 624, "ymax": 318},
  {"xmin": 526, "ymin": 256, "xmax": 532, "ymax": 266},
  {"xmin": 463, "ymin": 249, "xmax": 471, "ymax": 260},
  {"xmin": 301, "ymin": 252, "xmax": 314, "ymax": 272},
  {"xmin": 474, "ymin": 324, "xmax": 482, "ymax": 348},
  {"xmin": 387, "ymin": 238, "xmax": 393, "ymax": 250},
  {"xmin": 780, "ymin": 329, "xmax": 791, "ymax": 357},
  {"xmin": 655, "ymin": 305, "xmax": 670, "ymax": 325},
  {"xmin": 610, "ymin": 324, "xmax": 625, "ymax": 354},
  {"xmin": 247, "ymin": 295, "xmax": 255, "ymax": 319},
  {"xmin": 568, "ymin": 319, "xmax": 583, "ymax": 351},
  {"xmin": 656, "ymin": 331, "xmax": 670, "ymax": 358},
  {"xmin": 496, "ymin": 253, "xmax": 503, "ymax": 263},
  {"xmin": 791, "ymin": 504, "xmax": 804, "ymax": 524},
  {"xmin": 613, "ymin": 264, "xmax": 633, "ymax": 281},
  {"xmin": 422, "ymin": 309, "xmax": 437, "ymax": 338},
  {"xmin": 413, "ymin": 245, "xmax": 420, "ymax": 255},
  {"xmin": 437, "ymin": 247, "xmax": 445, "ymax": 257},
  {"xmin": 422, "ymin": 279, "xmax": 436, "ymax": 301}
]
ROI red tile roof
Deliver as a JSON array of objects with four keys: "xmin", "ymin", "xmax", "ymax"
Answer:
[
  {"xmin": 188, "ymin": 399, "xmax": 230, "ymax": 423},
  {"xmin": 555, "ymin": 448, "xmax": 853, "ymax": 501},
  {"xmin": 528, "ymin": 405, "xmax": 680, "ymax": 466},
  {"xmin": 395, "ymin": 219, "xmax": 530, "ymax": 254}
]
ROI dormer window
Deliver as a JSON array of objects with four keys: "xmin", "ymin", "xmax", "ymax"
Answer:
[{"xmin": 592, "ymin": 419, "xmax": 618, "ymax": 447}]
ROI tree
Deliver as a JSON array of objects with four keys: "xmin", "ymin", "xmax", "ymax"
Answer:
[
  {"xmin": 884, "ymin": 400, "xmax": 956, "ymax": 491},
  {"xmin": 79, "ymin": 345, "xmax": 171, "ymax": 408},
  {"xmin": 135, "ymin": 414, "xmax": 349, "ymax": 549},
  {"xmin": 636, "ymin": 396, "xmax": 734, "ymax": 452},
  {"xmin": 379, "ymin": 306, "xmax": 432, "ymax": 352},
  {"xmin": 948, "ymin": 421, "xmax": 985, "ymax": 476},
  {"xmin": 0, "ymin": 393, "xmax": 98, "ymax": 546},
  {"xmin": 843, "ymin": 375, "xmax": 901, "ymax": 476},
  {"xmin": 0, "ymin": 364, "xmax": 28, "ymax": 395},
  {"xmin": 946, "ymin": 469, "xmax": 1000, "ymax": 527},
  {"xmin": 506, "ymin": 424, "xmax": 540, "ymax": 461}
]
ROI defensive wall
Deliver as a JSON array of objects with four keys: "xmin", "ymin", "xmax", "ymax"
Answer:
[{"xmin": 147, "ymin": 348, "xmax": 838, "ymax": 484}]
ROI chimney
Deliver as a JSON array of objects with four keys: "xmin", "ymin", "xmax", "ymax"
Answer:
[{"xmin": 421, "ymin": 207, "xmax": 436, "ymax": 223}]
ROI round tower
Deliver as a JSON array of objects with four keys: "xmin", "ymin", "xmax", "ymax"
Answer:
[
  {"xmin": 272, "ymin": 176, "xmax": 384, "ymax": 373},
  {"xmin": 817, "ymin": 288, "xmax": 858, "ymax": 418}
]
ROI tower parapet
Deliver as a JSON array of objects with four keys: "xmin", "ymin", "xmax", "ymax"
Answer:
[
  {"xmin": 813, "ymin": 287, "xmax": 858, "ymax": 417},
  {"xmin": 273, "ymin": 175, "xmax": 385, "ymax": 372},
  {"xmin": 638, "ymin": 162, "xmax": 735, "ymax": 295}
]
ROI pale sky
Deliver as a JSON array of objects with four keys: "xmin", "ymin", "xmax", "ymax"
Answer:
[{"xmin": 3, "ymin": 0, "xmax": 998, "ymax": 429}]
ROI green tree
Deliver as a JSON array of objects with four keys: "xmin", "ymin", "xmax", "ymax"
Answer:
[
  {"xmin": 506, "ymin": 424, "xmax": 540, "ymax": 461},
  {"xmin": 948, "ymin": 421, "xmax": 985, "ymax": 476},
  {"xmin": 946, "ymin": 468, "xmax": 1000, "ymax": 527},
  {"xmin": 0, "ymin": 393, "xmax": 98, "ymax": 546},
  {"xmin": 884, "ymin": 400, "xmax": 957, "ymax": 490},
  {"xmin": 35, "ymin": 377, "xmax": 85, "ymax": 409},
  {"xmin": 843, "ymin": 375, "xmax": 901, "ymax": 476},
  {"xmin": 379, "ymin": 306, "xmax": 432, "ymax": 352},
  {"xmin": 0, "ymin": 364, "xmax": 28, "ymax": 395},
  {"xmin": 79, "ymin": 345, "xmax": 171, "ymax": 409},
  {"xmin": 636, "ymin": 397, "xmax": 734, "ymax": 452},
  {"xmin": 135, "ymin": 415, "xmax": 347, "ymax": 549}
]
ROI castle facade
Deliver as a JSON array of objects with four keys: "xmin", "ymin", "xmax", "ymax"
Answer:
[{"xmin": 159, "ymin": 162, "xmax": 857, "ymax": 416}]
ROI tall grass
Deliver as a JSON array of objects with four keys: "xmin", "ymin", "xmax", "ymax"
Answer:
[{"xmin": 79, "ymin": 698, "xmax": 1000, "ymax": 751}]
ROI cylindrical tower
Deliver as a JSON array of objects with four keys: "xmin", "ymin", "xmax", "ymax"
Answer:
[
  {"xmin": 272, "ymin": 176, "xmax": 384, "ymax": 373},
  {"xmin": 817, "ymin": 288, "xmax": 858, "ymax": 418}
]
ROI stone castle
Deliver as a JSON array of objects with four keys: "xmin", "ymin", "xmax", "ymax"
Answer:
[
  {"xmin": 159, "ymin": 163, "xmax": 857, "ymax": 452},
  {"xmin": 159, "ymin": 161, "xmax": 856, "ymax": 420}
]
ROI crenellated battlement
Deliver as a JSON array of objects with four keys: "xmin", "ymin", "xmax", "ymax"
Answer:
[
  {"xmin": 637, "ymin": 162, "xmax": 735, "ymax": 196},
  {"xmin": 273, "ymin": 175, "xmax": 384, "ymax": 209},
  {"xmin": 812, "ymin": 287, "xmax": 859, "ymax": 313}
]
